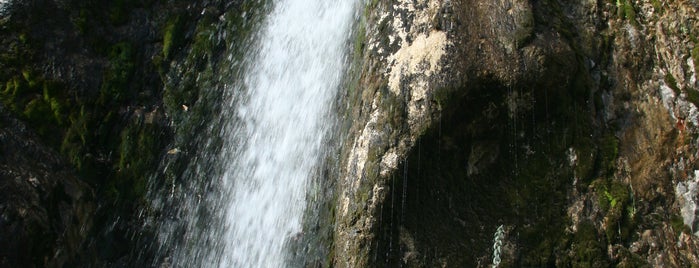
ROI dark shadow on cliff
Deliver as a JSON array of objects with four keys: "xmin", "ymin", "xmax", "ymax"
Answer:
[
  {"xmin": 372, "ymin": 78, "xmax": 515, "ymax": 267},
  {"xmin": 371, "ymin": 49, "xmax": 617, "ymax": 266}
]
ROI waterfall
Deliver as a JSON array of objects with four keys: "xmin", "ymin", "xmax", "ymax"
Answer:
[
  {"xmin": 0, "ymin": 0, "xmax": 10, "ymax": 15},
  {"xmin": 148, "ymin": 0, "xmax": 357, "ymax": 267},
  {"xmin": 217, "ymin": 0, "xmax": 355, "ymax": 266}
]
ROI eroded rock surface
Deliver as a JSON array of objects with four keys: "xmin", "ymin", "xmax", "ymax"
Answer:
[{"xmin": 335, "ymin": 0, "xmax": 699, "ymax": 266}]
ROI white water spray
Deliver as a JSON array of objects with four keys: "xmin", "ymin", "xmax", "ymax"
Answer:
[
  {"xmin": 0, "ymin": 0, "xmax": 10, "ymax": 16},
  {"xmin": 215, "ymin": 0, "xmax": 356, "ymax": 267}
]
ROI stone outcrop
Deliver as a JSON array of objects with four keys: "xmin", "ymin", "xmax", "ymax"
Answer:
[{"xmin": 335, "ymin": 0, "xmax": 699, "ymax": 266}]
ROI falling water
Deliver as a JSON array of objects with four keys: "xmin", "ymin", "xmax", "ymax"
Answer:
[
  {"xmin": 0, "ymin": 0, "xmax": 10, "ymax": 15},
  {"xmin": 148, "ymin": 0, "xmax": 357, "ymax": 267},
  {"xmin": 216, "ymin": 0, "xmax": 356, "ymax": 266}
]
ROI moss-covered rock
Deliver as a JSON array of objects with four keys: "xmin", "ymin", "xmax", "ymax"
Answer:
[{"xmin": 0, "ymin": 0, "xmax": 177, "ymax": 265}]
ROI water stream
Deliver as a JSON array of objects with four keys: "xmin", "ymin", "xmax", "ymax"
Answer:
[
  {"xmin": 217, "ymin": 0, "xmax": 355, "ymax": 266},
  {"xmin": 148, "ymin": 0, "xmax": 356, "ymax": 267}
]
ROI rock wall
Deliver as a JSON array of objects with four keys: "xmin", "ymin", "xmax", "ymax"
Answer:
[
  {"xmin": 0, "ymin": 0, "xmax": 175, "ymax": 265},
  {"xmin": 0, "ymin": 104, "xmax": 94, "ymax": 267},
  {"xmin": 335, "ymin": 0, "xmax": 699, "ymax": 266}
]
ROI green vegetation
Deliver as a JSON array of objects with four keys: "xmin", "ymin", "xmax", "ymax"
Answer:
[
  {"xmin": 670, "ymin": 214, "xmax": 691, "ymax": 235},
  {"xmin": 616, "ymin": 0, "xmax": 638, "ymax": 26},
  {"xmin": 116, "ymin": 119, "xmax": 167, "ymax": 201},
  {"xmin": 592, "ymin": 178, "xmax": 634, "ymax": 244},
  {"xmin": 163, "ymin": 15, "xmax": 186, "ymax": 59},
  {"xmin": 0, "ymin": 0, "xmax": 171, "ymax": 207},
  {"xmin": 353, "ymin": 19, "xmax": 367, "ymax": 59},
  {"xmin": 665, "ymin": 73, "xmax": 681, "ymax": 95},
  {"xmin": 0, "ymin": 0, "xmax": 274, "ymax": 264},
  {"xmin": 651, "ymin": 0, "xmax": 662, "ymax": 12},
  {"xmin": 100, "ymin": 42, "xmax": 135, "ymax": 105},
  {"xmin": 61, "ymin": 106, "xmax": 89, "ymax": 171},
  {"xmin": 0, "ymin": 70, "xmax": 69, "ymax": 144},
  {"xmin": 565, "ymin": 221, "xmax": 609, "ymax": 267},
  {"xmin": 686, "ymin": 89, "xmax": 699, "ymax": 107},
  {"xmin": 660, "ymin": 73, "xmax": 699, "ymax": 107}
]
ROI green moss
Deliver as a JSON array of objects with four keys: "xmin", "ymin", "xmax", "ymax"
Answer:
[
  {"xmin": 99, "ymin": 42, "xmax": 135, "ymax": 105},
  {"xmin": 609, "ymin": 181, "xmax": 630, "ymax": 207},
  {"xmin": 21, "ymin": 69, "xmax": 39, "ymax": 88},
  {"xmin": 664, "ymin": 73, "xmax": 681, "ymax": 95},
  {"xmin": 188, "ymin": 15, "xmax": 219, "ymax": 63},
  {"xmin": 671, "ymin": 214, "xmax": 690, "ymax": 235},
  {"xmin": 623, "ymin": 3, "xmax": 637, "ymax": 24},
  {"xmin": 594, "ymin": 179, "xmax": 633, "ymax": 243},
  {"xmin": 686, "ymin": 89, "xmax": 699, "ymax": 107},
  {"xmin": 0, "ymin": 70, "xmax": 71, "ymax": 145},
  {"xmin": 0, "ymin": 79, "xmax": 16, "ymax": 108},
  {"xmin": 2, "ymin": 77, "xmax": 27, "ymax": 108},
  {"xmin": 616, "ymin": 0, "xmax": 638, "ymax": 26},
  {"xmin": 354, "ymin": 19, "xmax": 367, "ymax": 58},
  {"xmin": 61, "ymin": 106, "xmax": 91, "ymax": 173},
  {"xmin": 116, "ymin": 120, "xmax": 167, "ymax": 202},
  {"xmin": 651, "ymin": 0, "xmax": 661, "ymax": 12},
  {"xmin": 163, "ymin": 15, "xmax": 186, "ymax": 59},
  {"xmin": 566, "ymin": 221, "xmax": 609, "ymax": 267}
]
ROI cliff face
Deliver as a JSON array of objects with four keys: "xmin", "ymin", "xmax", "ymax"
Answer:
[
  {"xmin": 0, "ymin": 0, "xmax": 171, "ymax": 265},
  {"xmin": 2, "ymin": 0, "xmax": 699, "ymax": 266},
  {"xmin": 0, "ymin": 0, "xmax": 259, "ymax": 265},
  {"xmin": 335, "ymin": 0, "xmax": 699, "ymax": 266}
]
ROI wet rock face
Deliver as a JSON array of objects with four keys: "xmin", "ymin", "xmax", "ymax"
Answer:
[
  {"xmin": 2, "ymin": 0, "xmax": 264, "ymax": 265},
  {"xmin": 0, "ymin": 104, "xmax": 94, "ymax": 267},
  {"xmin": 335, "ymin": 0, "xmax": 587, "ymax": 265},
  {"xmin": 0, "ymin": 0, "xmax": 172, "ymax": 265},
  {"xmin": 336, "ymin": 0, "xmax": 699, "ymax": 266}
]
